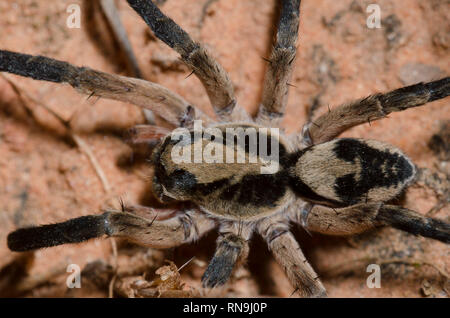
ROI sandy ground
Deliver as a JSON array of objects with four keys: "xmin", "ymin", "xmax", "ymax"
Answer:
[{"xmin": 0, "ymin": 0, "xmax": 448, "ymax": 297}]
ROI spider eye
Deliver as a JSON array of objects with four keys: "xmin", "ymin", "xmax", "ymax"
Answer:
[{"xmin": 170, "ymin": 169, "xmax": 197, "ymax": 190}]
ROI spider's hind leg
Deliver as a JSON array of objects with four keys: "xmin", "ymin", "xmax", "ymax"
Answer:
[
  {"xmin": 300, "ymin": 77, "xmax": 450, "ymax": 146},
  {"xmin": 256, "ymin": 0, "xmax": 301, "ymax": 128},
  {"xmin": 297, "ymin": 203, "xmax": 450, "ymax": 244},
  {"xmin": 376, "ymin": 205, "xmax": 450, "ymax": 243}
]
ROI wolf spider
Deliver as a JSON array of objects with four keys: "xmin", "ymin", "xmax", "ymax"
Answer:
[{"xmin": 2, "ymin": 0, "xmax": 450, "ymax": 297}]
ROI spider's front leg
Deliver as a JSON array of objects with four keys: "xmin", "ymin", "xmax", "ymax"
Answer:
[
  {"xmin": 0, "ymin": 50, "xmax": 213, "ymax": 127},
  {"xmin": 257, "ymin": 213, "xmax": 327, "ymax": 297},
  {"xmin": 291, "ymin": 202, "xmax": 450, "ymax": 244},
  {"xmin": 7, "ymin": 207, "xmax": 216, "ymax": 252},
  {"xmin": 256, "ymin": 0, "xmax": 301, "ymax": 128},
  {"xmin": 300, "ymin": 77, "xmax": 450, "ymax": 146}
]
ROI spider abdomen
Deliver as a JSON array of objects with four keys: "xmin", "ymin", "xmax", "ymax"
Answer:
[{"xmin": 291, "ymin": 138, "xmax": 416, "ymax": 206}]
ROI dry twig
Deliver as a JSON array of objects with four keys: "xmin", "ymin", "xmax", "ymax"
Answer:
[{"xmin": 1, "ymin": 74, "xmax": 112, "ymax": 193}]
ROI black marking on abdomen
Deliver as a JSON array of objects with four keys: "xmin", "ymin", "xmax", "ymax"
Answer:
[
  {"xmin": 333, "ymin": 139, "xmax": 414, "ymax": 204},
  {"xmin": 285, "ymin": 150, "xmax": 345, "ymax": 206}
]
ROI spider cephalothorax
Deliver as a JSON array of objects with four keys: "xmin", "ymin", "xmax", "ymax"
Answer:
[{"xmin": 2, "ymin": 0, "xmax": 450, "ymax": 297}]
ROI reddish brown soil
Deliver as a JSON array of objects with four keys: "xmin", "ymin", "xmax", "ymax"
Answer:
[{"xmin": 0, "ymin": 0, "xmax": 448, "ymax": 298}]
